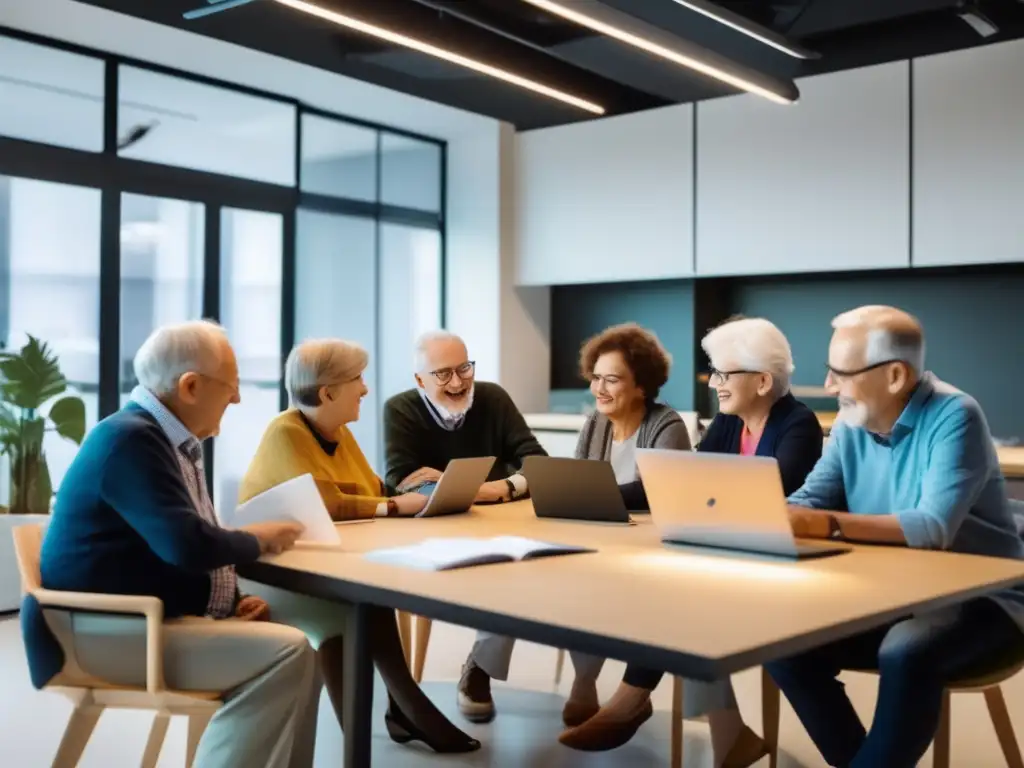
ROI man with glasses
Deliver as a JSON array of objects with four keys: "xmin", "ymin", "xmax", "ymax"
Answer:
[
  {"xmin": 383, "ymin": 329, "xmax": 547, "ymax": 723},
  {"xmin": 767, "ymin": 305, "xmax": 1024, "ymax": 768}
]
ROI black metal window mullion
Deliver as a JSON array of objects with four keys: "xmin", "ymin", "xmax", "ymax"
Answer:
[
  {"xmin": 97, "ymin": 59, "xmax": 121, "ymax": 420},
  {"xmin": 201, "ymin": 205, "xmax": 222, "ymax": 491}
]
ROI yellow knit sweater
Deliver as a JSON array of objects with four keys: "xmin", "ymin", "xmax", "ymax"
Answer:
[{"xmin": 239, "ymin": 409, "xmax": 386, "ymax": 521}]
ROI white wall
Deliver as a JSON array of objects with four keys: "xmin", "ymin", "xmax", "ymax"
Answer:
[
  {"xmin": 515, "ymin": 105, "xmax": 695, "ymax": 286},
  {"xmin": 446, "ymin": 124, "xmax": 551, "ymax": 413}
]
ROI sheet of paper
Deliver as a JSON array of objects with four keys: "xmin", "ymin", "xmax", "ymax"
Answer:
[
  {"xmin": 364, "ymin": 538, "xmax": 505, "ymax": 570},
  {"xmin": 227, "ymin": 474, "xmax": 340, "ymax": 545}
]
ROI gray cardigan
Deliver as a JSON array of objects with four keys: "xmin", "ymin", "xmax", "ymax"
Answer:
[{"xmin": 574, "ymin": 403, "xmax": 691, "ymax": 510}]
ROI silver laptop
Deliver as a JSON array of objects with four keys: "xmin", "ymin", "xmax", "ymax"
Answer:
[
  {"xmin": 636, "ymin": 449, "xmax": 850, "ymax": 559},
  {"xmin": 417, "ymin": 456, "xmax": 496, "ymax": 517},
  {"xmin": 522, "ymin": 456, "xmax": 635, "ymax": 525}
]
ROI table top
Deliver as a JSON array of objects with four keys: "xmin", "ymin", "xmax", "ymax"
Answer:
[{"xmin": 242, "ymin": 502, "xmax": 1024, "ymax": 681}]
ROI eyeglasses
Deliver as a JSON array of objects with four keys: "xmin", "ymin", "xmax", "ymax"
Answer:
[
  {"xmin": 429, "ymin": 361, "xmax": 475, "ymax": 385},
  {"xmin": 825, "ymin": 360, "xmax": 901, "ymax": 381},
  {"xmin": 196, "ymin": 372, "xmax": 240, "ymax": 399},
  {"xmin": 708, "ymin": 367, "xmax": 759, "ymax": 386}
]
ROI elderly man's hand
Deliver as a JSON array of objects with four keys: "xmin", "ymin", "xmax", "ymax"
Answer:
[
  {"xmin": 235, "ymin": 595, "xmax": 271, "ymax": 622},
  {"xmin": 242, "ymin": 521, "xmax": 304, "ymax": 554},
  {"xmin": 398, "ymin": 466, "xmax": 443, "ymax": 491},
  {"xmin": 787, "ymin": 505, "xmax": 832, "ymax": 539},
  {"xmin": 475, "ymin": 480, "xmax": 510, "ymax": 504}
]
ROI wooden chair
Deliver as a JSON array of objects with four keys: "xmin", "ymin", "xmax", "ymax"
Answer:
[
  {"xmin": 761, "ymin": 665, "xmax": 1024, "ymax": 768},
  {"xmin": 13, "ymin": 524, "xmax": 222, "ymax": 768}
]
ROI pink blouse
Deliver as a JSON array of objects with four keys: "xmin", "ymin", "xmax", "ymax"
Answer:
[{"xmin": 739, "ymin": 427, "xmax": 762, "ymax": 456}]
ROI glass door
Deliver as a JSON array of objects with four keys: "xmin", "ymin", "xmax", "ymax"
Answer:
[
  {"xmin": 118, "ymin": 193, "xmax": 205, "ymax": 407},
  {"xmin": 214, "ymin": 208, "xmax": 283, "ymax": 510}
]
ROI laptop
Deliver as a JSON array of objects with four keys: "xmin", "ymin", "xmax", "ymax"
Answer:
[
  {"xmin": 416, "ymin": 456, "xmax": 496, "ymax": 518},
  {"xmin": 636, "ymin": 449, "xmax": 850, "ymax": 560},
  {"xmin": 522, "ymin": 456, "xmax": 635, "ymax": 525}
]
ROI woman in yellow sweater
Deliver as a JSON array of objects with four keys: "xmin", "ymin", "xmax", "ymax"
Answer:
[{"xmin": 239, "ymin": 339, "xmax": 478, "ymax": 754}]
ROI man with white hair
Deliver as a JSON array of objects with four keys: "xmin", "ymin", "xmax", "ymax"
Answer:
[
  {"xmin": 383, "ymin": 329, "xmax": 547, "ymax": 723},
  {"xmin": 31, "ymin": 320, "xmax": 319, "ymax": 768},
  {"xmin": 767, "ymin": 305, "xmax": 1024, "ymax": 768}
]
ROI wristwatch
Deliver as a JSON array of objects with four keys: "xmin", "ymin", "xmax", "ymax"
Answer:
[
  {"xmin": 386, "ymin": 499, "xmax": 399, "ymax": 517},
  {"xmin": 504, "ymin": 479, "xmax": 517, "ymax": 502},
  {"xmin": 827, "ymin": 514, "xmax": 843, "ymax": 540}
]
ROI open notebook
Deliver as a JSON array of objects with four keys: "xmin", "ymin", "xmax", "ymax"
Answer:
[{"xmin": 364, "ymin": 536, "xmax": 594, "ymax": 571}]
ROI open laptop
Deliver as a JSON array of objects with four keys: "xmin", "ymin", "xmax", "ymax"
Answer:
[
  {"xmin": 416, "ymin": 456, "xmax": 496, "ymax": 518},
  {"xmin": 522, "ymin": 456, "xmax": 635, "ymax": 525},
  {"xmin": 636, "ymin": 449, "xmax": 850, "ymax": 559}
]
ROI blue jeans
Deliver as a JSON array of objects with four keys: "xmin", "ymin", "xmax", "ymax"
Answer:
[{"xmin": 766, "ymin": 598, "xmax": 1024, "ymax": 768}]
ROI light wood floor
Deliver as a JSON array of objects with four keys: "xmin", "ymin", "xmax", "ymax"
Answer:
[{"xmin": 1, "ymin": 615, "xmax": 1021, "ymax": 766}]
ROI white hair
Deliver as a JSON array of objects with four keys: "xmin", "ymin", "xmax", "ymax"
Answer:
[
  {"xmin": 414, "ymin": 330, "xmax": 465, "ymax": 372},
  {"xmin": 133, "ymin": 320, "xmax": 228, "ymax": 397},
  {"xmin": 831, "ymin": 305, "xmax": 926, "ymax": 374},
  {"xmin": 701, "ymin": 317, "xmax": 794, "ymax": 397},
  {"xmin": 285, "ymin": 339, "xmax": 368, "ymax": 408}
]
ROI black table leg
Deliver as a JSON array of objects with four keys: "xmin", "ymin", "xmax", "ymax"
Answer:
[{"xmin": 343, "ymin": 602, "xmax": 374, "ymax": 768}]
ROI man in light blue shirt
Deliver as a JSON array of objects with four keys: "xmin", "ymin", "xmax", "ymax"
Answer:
[{"xmin": 768, "ymin": 305, "xmax": 1024, "ymax": 768}]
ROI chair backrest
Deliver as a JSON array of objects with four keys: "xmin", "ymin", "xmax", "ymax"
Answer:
[{"xmin": 13, "ymin": 524, "xmax": 44, "ymax": 593}]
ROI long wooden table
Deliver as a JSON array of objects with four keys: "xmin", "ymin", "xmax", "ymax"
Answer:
[{"xmin": 239, "ymin": 503, "xmax": 1024, "ymax": 768}]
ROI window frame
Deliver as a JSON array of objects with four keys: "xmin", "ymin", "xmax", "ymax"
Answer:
[{"xmin": 0, "ymin": 24, "xmax": 446, "ymax": 494}]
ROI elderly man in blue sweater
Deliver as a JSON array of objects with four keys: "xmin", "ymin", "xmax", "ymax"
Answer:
[
  {"xmin": 29, "ymin": 320, "xmax": 314, "ymax": 768},
  {"xmin": 769, "ymin": 305, "xmax": 1024, "ymax": 768}
]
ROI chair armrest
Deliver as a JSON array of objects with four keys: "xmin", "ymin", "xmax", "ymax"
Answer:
[{"xmin": 33, "ymin": 588, "xmax": 166, "ymax": 693}]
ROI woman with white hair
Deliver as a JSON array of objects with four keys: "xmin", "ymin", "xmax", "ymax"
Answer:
[
  {"xmin": 561, "ymin": 317, "xmax": 823, "ymax": 767},
  {"xmin": 239, "ymin": 338, "xmax": 480, "ymax": 754}
]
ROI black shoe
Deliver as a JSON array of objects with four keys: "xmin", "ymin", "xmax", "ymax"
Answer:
[
  {"xmin": 384, "ymin": 702, "xmax": 481, "ymax": 753},
  {"xmin": 457, "ymin": 661, "xmax": 496, "ymax": 723}
]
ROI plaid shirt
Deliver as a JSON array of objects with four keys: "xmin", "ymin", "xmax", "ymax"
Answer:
[{"xmin": 130, "ymin": 386, "xmax": 237, "ymax": 618}]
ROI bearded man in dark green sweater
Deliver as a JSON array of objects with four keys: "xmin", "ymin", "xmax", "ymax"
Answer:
[{"xmin": 383, "ymin": 330, "xmax": 547, "ymax": 723}]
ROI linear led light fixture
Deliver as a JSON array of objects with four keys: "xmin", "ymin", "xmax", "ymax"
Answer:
[
  {"xmin": 667, "ymin": 0, "xmax": 820, "ymax": 59},
  {"xmin": 518, "ymin": 0, "xmax": 798, "ymax": 105},
  {"xmin": 267, "ymin": 0, "xmax": 606, "ymax": 115}
]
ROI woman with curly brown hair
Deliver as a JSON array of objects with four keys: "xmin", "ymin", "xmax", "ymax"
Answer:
[{"xmin": 554, "ymin": 323, "xmax": 693, "ymax": 729}]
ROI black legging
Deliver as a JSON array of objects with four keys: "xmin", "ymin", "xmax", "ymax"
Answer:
[{"xmin": 623, "ymin": 664, "xmax": 663, "ymax": 690}]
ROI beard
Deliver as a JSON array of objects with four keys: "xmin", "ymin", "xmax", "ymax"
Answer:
[
  {"xmin": 836, "ymin": 399, "xmax": 870, "ymax": 429},
  {"xmin": 431, "ymin": 384, "xmax": 475, "ymax": 419}
]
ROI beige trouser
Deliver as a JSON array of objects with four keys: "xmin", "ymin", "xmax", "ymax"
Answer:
[{"xmin": 45, "ymin": 610, "xmax": 319, "ymax": 768}]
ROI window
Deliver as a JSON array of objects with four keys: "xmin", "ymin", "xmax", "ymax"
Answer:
[
  {"xmin": 294, "ymin": 210, "xmax": 379, "ymax": 465},
  {"xmin": 300, "ymin": 114, "xmax": 377, "ymax": 201},
  {"xmin": 377, "ymin": 223, "xmax": 442, "ymax": 410},
  {"xmin": 119, "ymin": 194, "xmax": 205, "ymax": 405},
  {"xmin": 215, "ymin": 209, "xmax": 283, "ymax": 509},
  {"xmin": 117, "ymin": 66, "xmax": 297, "ymax": 186},
  {"xmin": 0, "ymin": 36, "xmax": 104, "ymax": 152},
  {"xmin": 0, "ymin": 176, "xmax": 101, "ymax": 499},
  {"xmin": 380, "ymin": 134, "xmax": 442, "ymax": 212}
]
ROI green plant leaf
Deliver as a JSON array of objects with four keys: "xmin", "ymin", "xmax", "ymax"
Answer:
[
  {"xmin": 0, "ymin": 335, "xmax": 67, "ymax": 410},
  {"xmin": 48, "ymin": 395, "xmax": 86, "ymax": 444}
]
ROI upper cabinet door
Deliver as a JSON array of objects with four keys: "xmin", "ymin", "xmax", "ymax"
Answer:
[
  {"xmin": 696, "ymin": 62, "xmax": 911, "ymax": 277},
  {"xmin": 913, "ymin": 40, "xmax": 1024, "ymax": 268},
  {"xmin": 515, "ymin": 105, "xmax": 694, "ymax": 286}
]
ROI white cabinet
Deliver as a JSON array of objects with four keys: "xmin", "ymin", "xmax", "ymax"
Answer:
[
  {"xmin": 696, "ymin": 62, "xmax": 911, "ymax": 277},
  {"xmin": 912, "ymin": 39, "xmax": 1024, "ymax": 268},
  {"xmin": 515, "ymin": 104, "xmax": 694, "ymax": 286}
]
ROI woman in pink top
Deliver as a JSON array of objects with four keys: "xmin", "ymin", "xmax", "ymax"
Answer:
[{"xmin": 561, "ymin": 317, "xmax": 823, "ymax": 767}]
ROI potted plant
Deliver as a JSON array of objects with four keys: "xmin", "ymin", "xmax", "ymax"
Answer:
[{"xmin": 0, "ymin": 336, "xmax": 85, "ymax": 611}]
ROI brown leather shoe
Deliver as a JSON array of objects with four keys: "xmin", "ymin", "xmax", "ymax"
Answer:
[
  {"xmin": 457, "ymin": 662, "xmax": 495, "ymax": 723},
  {"xmin": 558, "ymin": 699, "xmax": 653, "ymax": 751},
  {"xmin": 722, "ymin": 725, "xmax": 770, "ymax": 768},
  {"xmin": 561, "ymin": 696, "xmax": 601, "ymax": 728}
]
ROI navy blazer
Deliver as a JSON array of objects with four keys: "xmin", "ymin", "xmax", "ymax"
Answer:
[
  {"xmin": 22, "ymin": 403, "xmax": 261, "ymax": 689},
  {"xmin": 699, "ymin": 393, "xmax": 824, "ymax": 496}
]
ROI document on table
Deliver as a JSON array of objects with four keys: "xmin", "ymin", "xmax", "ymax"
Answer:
[
  {"xmin": 222, "ymin": 474, "xmax": 341, "ymax": 546},
  {"xmin": 364, "ymin": 536, "xmax": 593, "ymax": 571}
]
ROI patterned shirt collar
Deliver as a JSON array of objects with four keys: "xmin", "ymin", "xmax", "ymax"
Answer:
[{"xmin": 130, "ymin": 385, "xmax": 198, "ymax": 452}]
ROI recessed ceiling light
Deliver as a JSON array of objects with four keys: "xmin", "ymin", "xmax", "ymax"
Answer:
[
  {"xmin": 667, "ymin": 0, "xmax": 819, "ymax": 59},
  {"xmin": 518, "ymin": 0, "xmax": 798, "ymax": 105},
  {"xmin": 269, "ymin": 0, "xmax": 606, "ymax": 115}
]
